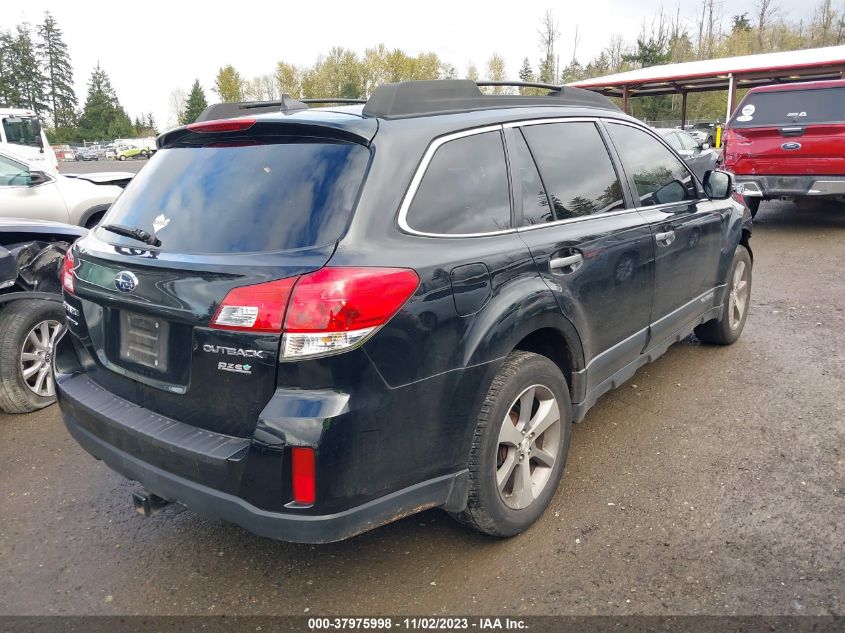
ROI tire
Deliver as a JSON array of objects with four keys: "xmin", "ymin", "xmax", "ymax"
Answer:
[
  {"xmin": 140, "ymin": 150, "xmax": 149, "ymax": 158},
  {"xmin": 118, "ymin": 155, "xmax": 126, "ymax": 161},
  {"xmin": 0, "ymin": 300, "xmax": 64, "ymax": 414},
  {"xmin": 452, "ymin": 351, "xmax": 572, "ymax": 537},
  {"xmin": 746, "ymin": 197, "xmax": 761, "ymax": 218},
  {"xmin": 694, "ymin": 245, "xmax": 752, "ymax": 346}
]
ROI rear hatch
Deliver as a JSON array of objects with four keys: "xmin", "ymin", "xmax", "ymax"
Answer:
[
  {"xmin": 66, "ymin": 118, "xmax": 373, "ymax": 437},
  {"xmin": 725, "ymin": 85, "xmax": 845, "ymax": 175}
]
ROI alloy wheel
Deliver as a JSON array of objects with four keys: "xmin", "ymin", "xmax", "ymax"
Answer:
[
  {"xmin": 728, "ymin": 260, "xmax": 749, "ymax": 330},
  {"xmin": 496, "ymin": 384, "xmax": 561, "ymax": 510},
  {"xmin": 20, "ymin": 319, "xmax": 61, "ymax": 398}
]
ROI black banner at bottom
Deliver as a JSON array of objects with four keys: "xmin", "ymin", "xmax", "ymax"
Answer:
[{"xmin": 0, "ymin": 616, "xmax": 842, "ymax": 633}]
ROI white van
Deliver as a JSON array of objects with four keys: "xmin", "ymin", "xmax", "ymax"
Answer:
[{"xmin": 0, "ymin": 108, "xmax": 58, "ymax": 174}]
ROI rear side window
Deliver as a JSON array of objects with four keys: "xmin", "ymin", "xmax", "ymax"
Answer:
[
  {"xmin": 731, "ymin": 87, "xmax": 845, "ymax": 128},
  {"xmin": 98, "ymin": 139, "xmax": 370, "ymax": 254},
  {"xmin": 406, "ymin": 130, "xmax": 511, "ymax": 235},
  {"xmin": 608, "ymin": 123, "xmax": 696, "ymax": 207},
  {"xmin": 521, "ymin": 122, "xmax": 625, "ymax": 221}
]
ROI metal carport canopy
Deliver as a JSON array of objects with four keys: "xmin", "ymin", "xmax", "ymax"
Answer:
[{"xmin": 569, "ymin": 45, "xmax": 845, "ymax": 122}]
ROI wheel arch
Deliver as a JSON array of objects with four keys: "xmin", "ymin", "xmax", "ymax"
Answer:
[
  {"xmin": 78, "ymin": 203, "xmax": 111, "ymax": 229},
  {"xmin": 460, "ymin": 276, "xmax": 586, "ymax": 403}
]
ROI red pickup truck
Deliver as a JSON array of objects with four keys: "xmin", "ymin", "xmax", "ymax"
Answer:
[{"xmin": 722, "ymin": 79, "xmax": 845, "ymax": 217}]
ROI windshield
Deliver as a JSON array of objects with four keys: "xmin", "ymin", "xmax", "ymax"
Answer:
[
  {"xmin": 98, "ymin": 138, "xmax": 370, "ymax": 254},
  {"xmin": 2, "ymin": 116, "xmax": 41, "ymax": 147},
  {"xmin": 731, "ymin": 87, "xmax": 845, "ymax": 128}
]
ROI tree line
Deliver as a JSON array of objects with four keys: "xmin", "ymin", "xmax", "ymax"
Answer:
[
  {"xmin": 4, "ymin": 2, "xmax": 845, "ymax": 145},
  {"xmin": 183, "ymin": 0, "xmax": 845, "ymax": 125},
  {"xmin": 0, "ymin": 12, "xmax": 156, "ymax": 143}
]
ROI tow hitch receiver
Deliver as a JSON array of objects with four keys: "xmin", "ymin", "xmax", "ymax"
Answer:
[{"xmin": 132, "ymin": 491, "xmax": 173, "ymax": 517}]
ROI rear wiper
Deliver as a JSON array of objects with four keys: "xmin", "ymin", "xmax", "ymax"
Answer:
[{"xmin": 101, "ymin": 224, "xmax": 161, "ymax": 247}]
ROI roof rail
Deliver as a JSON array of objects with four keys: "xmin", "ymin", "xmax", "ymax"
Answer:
[
  {"xmin": 362, "ymin": 79, "xmax": 619, "ymax": 119},
  {"xmin": 476, "ymin": 80, "xmax": 563, "ymax": 91},
  {"xmin": 194, "ymin": 95, "xmax": 366, "ymax": 123},
  {"xmin": 301, "ymin": 98, "xmax": 367, "ymax": 105}
]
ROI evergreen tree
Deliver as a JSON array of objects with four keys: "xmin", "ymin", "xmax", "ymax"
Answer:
[
  {"xmin": 11, "ymin": 24, "xmax": 48, "ymax": 114},
  {"xmin": 181, "ymin": 79, "xmax": 209, "ymax": 124},
  {"xmin": 0, "ymin": 30, "xmax": 18, "ymax": 106},
  {"xmin": 78, "ymin": 64, "xmax": 132, "ymax": 141},
  {"xmin": 36, "ymin": 12, "xmax": 77, "ymax": 129}
]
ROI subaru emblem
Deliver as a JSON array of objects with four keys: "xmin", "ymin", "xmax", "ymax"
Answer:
[
  {"xmin": 114, "ymin": 270, "xmax": 139, "ymax": 293},
  {"xmin": 781, "ymin": 142, "xmax": 801, "ymax": 151}
]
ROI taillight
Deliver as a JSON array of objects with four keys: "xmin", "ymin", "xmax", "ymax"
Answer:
[
  {"xmin": 186, "ymin": 118, "xmax": 256, "ymax": 133},
  {"xmin": 62, "ymin": 249, "xmax": 75, "ymax": 293},
  {"xmin": 282, "ymin": 267, "xmax": 420, "ymax": 359},
  {"xmin": 291, "ymin": 447, "xmax": 316, "ymax": 505},
  {"xmin": 209, "ymin": 267, "xmax": 420, "ymax": 359},
  {"xmin": 211, "ymin": 277, "xmax": 298, "ymax": 332}
]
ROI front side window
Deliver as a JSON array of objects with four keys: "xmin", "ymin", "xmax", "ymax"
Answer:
[
  {"xmin": 521, "ymin": 122, "xmax": 625, "ymax": 221},
  {"xmin": 664, "ymin": 133, "xmax": 683, "ymax": 151},
  {"xmin": 406, "ymin": 130, "xmax": 511, "ymax": 235},
  {"xmin": 608, "ymin": 123, "xmax": 696, "ymax": 207},
  {"xmin": 677, "ymin": 132, "xmax": 700, "ymax": 151},
  {"xmin": 2, "ymin": 117, "xmax": 40, "ymax": 147},
  {"xmin": 0, "ymin": 154, "xmax": 29, "ymax": 186}
]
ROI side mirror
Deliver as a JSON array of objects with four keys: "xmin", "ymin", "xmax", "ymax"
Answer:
[
  {"xmin": 653, "ymin": 179, "xmax": 687, "ymax": 205},
  {"xmin": 703, "ymin": 170, "xmax": 733, "ymax": 200},
  {"xmin": 31, "ymin": 118, "xmax": 44, "ymax": 148},
  {"xmin": 27, "ymin": 170, "xmax": 52, "ymax": 186},
  {"xmin": 700, "ymin": 142, "xmax": 711, "ymax": 150}
]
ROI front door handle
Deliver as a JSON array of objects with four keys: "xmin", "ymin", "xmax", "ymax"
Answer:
[
  {"xmin": 655, "ymin": 230, "xmax": 676, "ymax": 246},
  {"xmin": 549, "ymin": 253, "xmax": 583, "ymax": 272}
]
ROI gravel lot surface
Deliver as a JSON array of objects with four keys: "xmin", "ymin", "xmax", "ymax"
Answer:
[{"xmin": 0, "ymin": 199, "xmax": 842, "ymax": 616}]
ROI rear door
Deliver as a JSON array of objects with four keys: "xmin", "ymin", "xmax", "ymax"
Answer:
[
  {"xmin": 605, "ymin": 121, "xmax": 727, "ymax": 348},
  {"xmin": 65, "ymin": 132, "xmax": 371, "ymax": 438},
  {"xmin": 727, "ymin": 86, "xmax": 845, "ymax": 175},
  {"xmin": 509, "ymin": 120, "xmax": 654, "ymax": 389}
]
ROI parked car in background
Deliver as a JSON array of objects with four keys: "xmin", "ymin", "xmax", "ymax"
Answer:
[
  {"xmin": 685, "ymin": 121, "xmax": 719, "ymax": 146},
  {"xmin": 656, "ymin": 128, "xmax": 720, "ymax": 181},
  {"xmin": 56, "ymin": 80, "xmax": 752, "ymax": 543},
  {"xmin": 0, "ymin": 148, "xmax": 130, "ymax": 228},
  {"xmin": 723, "ymin": 79, "xmax": 845, "ymax": 217},
  {"xmin": 0, "ymin": 107, "xmax": 59, "ymax": 174},
  {"xmin": 75, "ymin": 147, "xmax": 99, "ymax": 161},
  {"xmin": 115, "ymin": 145, "xmax": 150, "ymax": 161},
  {"xmin": 0, "ymin": 218, "xmax": 85, "ymax": 413}
]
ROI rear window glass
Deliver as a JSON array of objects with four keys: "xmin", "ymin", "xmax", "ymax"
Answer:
[
  {"xmin": 731, "ymin": 87, "xmax": 845, "ymax": 128},
  {"xmin": 98, "ymin": 139, "xmax": 370, "ymax": 254}
]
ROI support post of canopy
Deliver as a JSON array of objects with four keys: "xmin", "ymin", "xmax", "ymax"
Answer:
[
  {"xmin": 622, "ymin": 85, "xmax": 630, "ymax": 114},
  {"xmin": 725, "ymin": 73, "xmax": 736, "ymax": 122},
  {"xmin": 681, "ymin": 90, "xmax": 688, "ymax": 128}
]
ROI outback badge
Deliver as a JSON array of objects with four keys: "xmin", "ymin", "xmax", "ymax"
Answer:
[{"xmin": 114, "ymin": 270, "xmax": 139, "ymax": 293}]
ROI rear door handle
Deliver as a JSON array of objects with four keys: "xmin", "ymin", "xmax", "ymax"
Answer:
[
  {"xmin": 655, "ymin": 230, "xmax": 675, "ymax": 246},
  {"xmin": 549, "ymin": 253, "xmax": 583, "ymax": 272}
]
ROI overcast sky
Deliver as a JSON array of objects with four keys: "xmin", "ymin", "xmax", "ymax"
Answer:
[{"xmin": 9, "ymin": 0, "xmax": 816, "ymax": 131}]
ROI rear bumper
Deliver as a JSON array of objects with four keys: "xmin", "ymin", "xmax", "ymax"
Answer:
[
  {"xmin": 734, "ymin": 174, "xmax": 845, "ymax": 197},
  {"xmin": 62, "ymin": 405, "xmax": 466, "ymax": 543},
  {"xmin": 54, "ymin": 331, "xmax": 472, "ymax": 543}
]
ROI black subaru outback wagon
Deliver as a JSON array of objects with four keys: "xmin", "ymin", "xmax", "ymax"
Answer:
[{"xmin": 55, "ymin": 80, "xmax": 752, "ymax": 543}]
